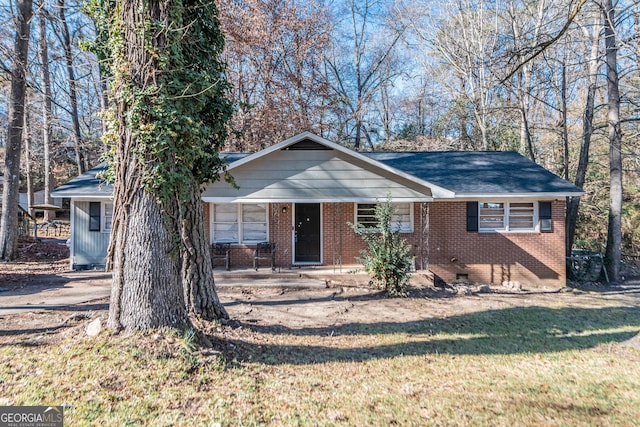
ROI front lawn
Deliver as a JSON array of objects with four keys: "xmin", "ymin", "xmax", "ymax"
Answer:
[{"xmin": 1, "ymin": 286, "xmax": 639, "ymax": 426}]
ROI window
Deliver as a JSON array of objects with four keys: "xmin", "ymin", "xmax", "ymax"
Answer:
[
  {"xmin": 508, "ymin": 202, "xmax": 534, "ymax": 230},
  {"xmin": 89, "ymin": 201, "xmax": 113, "ymax": 232},
  {"xmin": 212, "ymin": 203, "xmax": 267, "ymax": 244},
  {"xmin": 355, "ymin": 202, "xmax": 413, "ymax": 233},
  {"xmin": 539, "ymin": 201, "xmax": 553, "ymax": 232},
  {"xmin": 479, "ymin": 202, "xmax": 505, "ymax": 230},
  {"xmin": 356, "ymin": 204, "xmax": 378, "ymax": 228},
  {"xmin": 102, "ymin": 203, "xmax": 113, "ymax": 232},
  {"xmin": 477, "ymin": 201, "xmax": 537, "ymax": 232},
  {"xmin": 89, "ymin": 202, "xmax": 101, "ymax": 231}
]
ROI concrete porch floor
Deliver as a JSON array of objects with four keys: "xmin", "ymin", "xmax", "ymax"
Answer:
[{"xmin": 211, "ymin": 265, "xmax": 434, "ymax": 288}]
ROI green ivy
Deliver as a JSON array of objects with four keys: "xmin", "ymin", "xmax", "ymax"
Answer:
[{"xmin": 87, "ymin": 0, "xmax": 234, "ymax": 203}]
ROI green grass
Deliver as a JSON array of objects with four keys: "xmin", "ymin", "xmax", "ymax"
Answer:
[{"xmin": 1, "ymin": 303, "xmax": 639, "ymax": 426}]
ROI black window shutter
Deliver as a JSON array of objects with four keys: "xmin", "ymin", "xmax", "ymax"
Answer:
[
  {"xmin": 89, "ymin": 202, "xmax": 101, "ymax": 231},
  {"xmin": 539, "ymin": 201, "xmax": 552, "ymax": 232},
  {"xmin": 467, "ymin": 202, "xmax": 478, "ymax": 232}
]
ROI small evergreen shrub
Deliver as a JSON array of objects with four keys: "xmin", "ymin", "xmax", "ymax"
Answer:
[{"xmin": 351, "ymin": 197, "xmax": 414, "ymax": 296}]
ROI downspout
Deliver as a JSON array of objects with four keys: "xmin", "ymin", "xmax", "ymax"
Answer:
[{"xmin": 69, "ymin": 199, "xmax": 75, "ymax": 270}]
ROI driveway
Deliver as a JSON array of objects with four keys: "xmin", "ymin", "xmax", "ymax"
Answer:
[
  {"xmin": 0, "ymin": 271, "xmax": 112, "ymax": 315},
  {"xmin": 0, "ymin": 270, "xmax": 328, "ymax": 315}
]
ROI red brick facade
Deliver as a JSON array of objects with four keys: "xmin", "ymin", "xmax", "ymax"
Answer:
[
  {"xmin": 204, "ymin": 200, "xmax": 567, "ymax": 288},
  {"xmin": 427, "ymin": 200, "xmax": 566, "ymax": 288}
]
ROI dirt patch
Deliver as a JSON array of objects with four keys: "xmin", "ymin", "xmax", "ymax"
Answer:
[
  {"xmin": 0, "ymin": 237, "xmax": 69, "ymax": 292},
  {"xmin": 2, "ymin": 280, "xmax": 640, "ymax": 348},
  {"xmin": 1, "ymin": 243, "xmax": 640, "ymax": 347}
]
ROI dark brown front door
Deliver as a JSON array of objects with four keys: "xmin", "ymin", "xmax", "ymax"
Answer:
[{"xmin": 294, "ymin": 203, "xmax": 321, "ymax": 263}]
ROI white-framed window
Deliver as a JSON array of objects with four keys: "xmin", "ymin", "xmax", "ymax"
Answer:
[
  {"xmin": 479, "ymin": 201, "xmax": 537, "ymax": 232},
  {"xmin": 211, "ymin": 203, "xmax": 268, "ymax": 244},
  {"xmin": 102, "ymin": 202, "xmax": 113, "ymax": 232},
  {"xmin": 355, "ymin": 202, "xmax": 413, "ymax": 233}
]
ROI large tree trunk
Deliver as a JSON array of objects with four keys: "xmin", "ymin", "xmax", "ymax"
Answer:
[
  {"xmin": 39, "ymin": 3, "xmax": 56, "ymax": 222},
  {"xmin": 108, "ymin": 185, "xmax": 188, "ymax": 330},
  {"xmin": 106, "ymin": 0, "xmax": 230, "ymax": 330},
  {"xmin": 602, "ymin": 0, "xmax": 623, "ymax": 282},
  {"xmin": 106, "ymin": 0, "xmax": 190, "ymax": 331},
  {"xmin": 57, "ymin": 0, "xmax": 85, "ymax": 175},
  {"xmin": 0, "ymin": 0, "xmax": 33, "ymax": 261},
  {"xmin": 566, "ymin": 16, "xmax": 601, "ymax": 258}
]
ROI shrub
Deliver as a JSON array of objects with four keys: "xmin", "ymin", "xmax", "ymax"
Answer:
[{"xmin": 351, "ymin": 197, "xmax": 413, "ymax": 295}]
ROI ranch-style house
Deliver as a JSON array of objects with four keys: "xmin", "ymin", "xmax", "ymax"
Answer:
[{"xmin": 52, "ymin": 132, "xmax": 583, "ymax": 288}]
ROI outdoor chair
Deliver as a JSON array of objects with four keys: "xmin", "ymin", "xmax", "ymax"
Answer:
[
  {"xmin": 211, "ymin": 243, "xmax": 231, "ymax": 271},
  {"xmin": 253, "ymin": 242, "xmax": 275, "ymax": 271}
]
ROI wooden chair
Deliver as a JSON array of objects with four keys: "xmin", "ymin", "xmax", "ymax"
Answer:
[
  {"xmin": 211, "ymin": 243, "xmax": 231, "ymax": 271},
  {"xmin": 253, "ymin": 242, "xmax": 275, "ymax": 271}
]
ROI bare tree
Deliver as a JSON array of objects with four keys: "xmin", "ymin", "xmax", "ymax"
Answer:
[
  {"xmin": 408, "ymin": 0, "xmax": 502, "ymax": 150},
  {"xmin": 55, "ymin": 0, "xmax": 85, "ymax": 174},
  {"xmin": 566, "ymin": 12, "xmax": 602, "ymax": 258},
  {"xmin": 0, "ymin": 0, "xmax": 33, "ymax": 260},
  {"xmin": 38, "ymin": 0, "xmax": 55, "ymax": 220},
  {"xmin": 220, "ymin": 0, "xmax": 331, "ymax": 150},
  {"xmin": 504, "ymin": 0, "xmax": 554, "ymax": 161},
  {"xmin": 601, "ymin": 0, "xmax": 623, "ymax": 282},
  {"xmin": 324, "ymin": 0, "xmax": 405, "ymax": 150}
]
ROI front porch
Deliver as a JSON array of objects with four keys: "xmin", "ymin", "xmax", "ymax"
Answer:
[
  {"xmin": 209, "ymin": 263, "xmax": 435, "ymax": 289},
  {"xmin": 204, "ymin": 201, "xmax": 433, "ymax": 272}
]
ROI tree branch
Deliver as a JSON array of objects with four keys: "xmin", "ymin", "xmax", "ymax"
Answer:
[{"xmin": 499, "ymin": 0, "xmax": 588, "ymax": 85}]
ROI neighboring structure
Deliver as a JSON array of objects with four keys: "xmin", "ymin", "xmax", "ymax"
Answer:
[{"xmin": 52, "ymin": 132, "xmax": 582, "ymax": 287}]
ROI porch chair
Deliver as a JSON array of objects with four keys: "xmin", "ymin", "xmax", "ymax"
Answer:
[
  {"xmin": 211, "ymin": 243, "xmax": 231, "ymax": 271},
  {"xmin": 253, "ymin": 242, "xmax": 276, "ymax": 271}
]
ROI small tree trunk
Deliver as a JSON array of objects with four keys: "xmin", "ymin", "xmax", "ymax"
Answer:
[
  {"xmin": 0, "ymin": 0, "xmax": 33, "ymax": 261},
  {"xmin": 566, "ymin": 17, "xmax": 600, "ymax": 257},
  {"xmin": 23, "ymin": 101, "xmax": 34, "ymax": 218},
  {"xmin": 519, "ymin": 103, "xmax": 535, "ymax": 162},
  {"xmin": 57, "ymin": 0, "xmax": 85, "ymax": 175},
  {"xmin": 39, "ymin": 3, "xmax": 56, "ymax": 221},
  {"xmin": 560, "ymin": 60, "xmax": 569, "ymax": 181},
  {"xmin": 602, "ymin": 0, "xmax": 623, "ymax": 282},
  {"xmin": 354, "ymin": 118, "xmax": 362, "ymax": 151}
]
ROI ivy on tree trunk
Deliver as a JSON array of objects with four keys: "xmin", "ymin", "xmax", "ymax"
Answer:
[{"xmin": 92, "ymin": 0, "xmax": 233, "ymax": 331}]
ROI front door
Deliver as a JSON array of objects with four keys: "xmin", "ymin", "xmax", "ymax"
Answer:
[{"xmin": 294, "ymin": 203, "xmax": 321, "ymax": 264}]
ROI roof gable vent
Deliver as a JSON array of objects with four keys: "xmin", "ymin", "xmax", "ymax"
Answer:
[{"xmin": 284, "ymin": 139, "xmax": 332, "ymax": 150}]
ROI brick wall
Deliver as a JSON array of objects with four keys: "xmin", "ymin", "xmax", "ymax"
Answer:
[
  {"xmin": 428, "ymin": 200, "xmax": 566, "ymax": 288},
  {"xmin": 204, "ymin": 201, "xmax": 567, "ymax": 287},
  {"xmin": 321, "ymin": 203, "xmax": 424, "ymax": 268}
]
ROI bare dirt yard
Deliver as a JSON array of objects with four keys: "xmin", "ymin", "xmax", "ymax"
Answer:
[{"xmin": 1, "ymin": 236, "xmax": 640, "ymax": 346}]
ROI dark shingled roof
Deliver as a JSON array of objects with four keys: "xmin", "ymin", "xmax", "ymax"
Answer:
[
  {"xmin": 51, "ymin": 153, "xmax": 251, "ymax": 198},
  {"xmin": 364, "ymin": 151, "xmax": 582, "ymax": 195},
  {"xmin": 52, "ymin": 150, "xmax": 582, "ymax": 198},
  {"xmin": 50, "ymin": 164, "xmax": 111, "ymax": 198}
]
